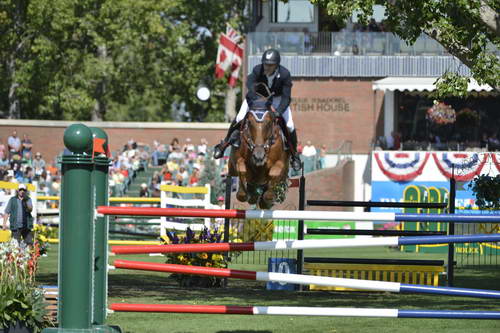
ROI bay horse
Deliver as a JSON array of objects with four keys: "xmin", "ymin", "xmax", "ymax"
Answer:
[{"xmin": 228, "ymin": 94, "xmax": 290, "ymax": 209}]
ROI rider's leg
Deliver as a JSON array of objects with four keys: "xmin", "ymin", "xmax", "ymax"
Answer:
[
  {"xmin": 213, "ymin": 100, "xmax": 248, "ymax": 159},
  {"xmin": 281, "ymin": 107, "xmax": 302, "ymax": 171}
]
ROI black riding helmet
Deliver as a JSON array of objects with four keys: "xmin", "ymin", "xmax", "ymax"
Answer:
[{"xmin": 261, "ymin": 49, "xmax": 281, "ymax": 65}]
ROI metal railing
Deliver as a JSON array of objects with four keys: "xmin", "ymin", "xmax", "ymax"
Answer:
[
  {"xmin": 332, "ymin": 140, "xmax": 352, "ymax": 167},
  {"xmin": 248, "ymin": 32, "xmax": 499, "ymax": 57}
]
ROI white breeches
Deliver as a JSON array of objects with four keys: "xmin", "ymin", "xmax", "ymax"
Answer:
[{"xmin": 235, "ymin": 96, "xmax": 295, "ymax": 131}]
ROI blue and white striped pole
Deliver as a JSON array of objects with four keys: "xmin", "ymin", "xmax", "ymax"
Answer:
[{"xmin": 112, "ymin": 234, "xmax": 500, "ymax": 254}]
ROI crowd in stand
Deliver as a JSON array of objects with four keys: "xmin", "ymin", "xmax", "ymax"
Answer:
[
  {"xmin": 1, "ymin": 130, "xmax": 328, "ymax": 203},
  {"xmin": 0, "ymin": 130, "xmax": 61, "ymax": 203}
]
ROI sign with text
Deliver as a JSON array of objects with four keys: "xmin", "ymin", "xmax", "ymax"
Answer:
[{"xmin": 291, "ymin": 97, "xmax": 351, "ymax": 113}]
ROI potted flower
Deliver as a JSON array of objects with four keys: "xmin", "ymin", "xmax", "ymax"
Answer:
[
  {"xmin": 426, "ymin": 101, "xmax": 456, "ymax": 125},
  {"xmin": 163, "ymin": 226, "xmax": 241, "ymax": 288},
  {"xmin": 0, "ymin": 241, "xmax": 52, "ymax": 333}
]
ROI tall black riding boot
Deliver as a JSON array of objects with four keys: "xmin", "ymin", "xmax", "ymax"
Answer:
[
  {"xmin": 289, "ymin": 130, "xmax": 302, "ymax": 171},
  {"xmin": 213, "ymin": 119, "xmax": 241, "ymax": 159}
]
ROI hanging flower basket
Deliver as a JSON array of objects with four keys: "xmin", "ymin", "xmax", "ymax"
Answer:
[{"xmin": 426, "ymin": 101, "xmax": 456, "ymax": 125}]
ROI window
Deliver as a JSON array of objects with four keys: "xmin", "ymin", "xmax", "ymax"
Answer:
[{"xmin": 271, "ymin": 0, "xmax": 314, "ymax": 23}]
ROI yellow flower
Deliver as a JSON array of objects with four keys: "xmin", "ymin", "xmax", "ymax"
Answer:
[
  {"xmin": 39, "ymin": 235, "xmax": 48, "ymax": 242},
  {"xmin": 198, "ymin": 253, "xmax": 208, "ymax": 260},
  {"xmin": 212, "ymin": 254, "xmax": 223, "ymax": 261}
]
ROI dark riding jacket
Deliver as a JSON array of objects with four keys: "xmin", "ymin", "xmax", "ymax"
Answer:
[{"xmin": 246, "ymin": 64, "xmax": 292, "ymax": 115}]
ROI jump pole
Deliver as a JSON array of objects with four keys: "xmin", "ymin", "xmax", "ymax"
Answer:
[
  {"xmin": 96, "ymin": 206, "xmax": 500, "ymax": 223},
  {"xmin": 112, "ymin": 260, "xmax": 500, "ymax": 299},
  {"xmin": 111, "ymin": 234, "xmax": 500, "ymax": 254},
  {"xmin": 109, "ymin": 303, "xmax": 500, "ymax": 319}
]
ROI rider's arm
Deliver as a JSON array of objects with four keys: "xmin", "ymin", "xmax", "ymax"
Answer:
[{"xmin": 276, "ymin": 70, "xmax": 292, "ymax": 114}]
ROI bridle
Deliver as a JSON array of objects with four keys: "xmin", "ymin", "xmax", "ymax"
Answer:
[{"xmin": 242, "ymin": 111, "xmax": 277, "ymax": 155}]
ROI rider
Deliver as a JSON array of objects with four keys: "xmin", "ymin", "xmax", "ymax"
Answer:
[{"xmin": 213, "ymin": 49, "xmax": 302, "ymax": 171}]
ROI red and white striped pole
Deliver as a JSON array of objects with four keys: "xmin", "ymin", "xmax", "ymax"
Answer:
[
  {"xmin": 112, "ymin": 260, "xmax": 500, "ymax": 299},
  {"xmin": 109, "ymin": 303, "xmax": 500, "ymax": 319}
]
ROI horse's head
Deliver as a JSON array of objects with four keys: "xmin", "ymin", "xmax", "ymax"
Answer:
[{"xmin": 244, "ymin": 106, "xmax": 275, "ymax": 167}]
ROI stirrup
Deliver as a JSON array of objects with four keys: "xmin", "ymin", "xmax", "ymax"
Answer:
[{"xmin": 291, "ymin": 155, "xmax": 302, "ymax": 171}]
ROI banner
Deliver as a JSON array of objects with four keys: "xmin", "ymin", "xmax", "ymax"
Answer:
[{"xmin": 215, "ymin": 25, "xmax": 243, "ymax": 87}]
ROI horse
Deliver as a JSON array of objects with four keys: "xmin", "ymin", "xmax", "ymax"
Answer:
[{"xmin": 228, "ymin": 98, "xmax": 290, "ymax": 209}]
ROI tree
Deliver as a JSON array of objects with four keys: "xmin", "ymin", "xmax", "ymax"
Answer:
[
  {"xmin": 0, "ymin": 0, "xmax": 247, "ymax": 121},
  {"xmin": 313, "ymin": 0, "xmax": 500, "ymax": 96}
]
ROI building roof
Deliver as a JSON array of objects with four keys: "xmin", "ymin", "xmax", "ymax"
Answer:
[{"xmin": 372, "ymin": 77, "xmax": 493, "ymax": 92}]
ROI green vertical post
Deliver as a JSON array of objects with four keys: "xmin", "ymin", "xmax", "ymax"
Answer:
[
  {"xmin": 90, "ymin": 127, "xmax": 110, "ymax": 326},
  {"xmin": 43, "ymin": 124, "xmax": 120, "ymax": 333},
  {"xmin": 51, "ymin": 124, "xmax": 94, "ymax": 331}
]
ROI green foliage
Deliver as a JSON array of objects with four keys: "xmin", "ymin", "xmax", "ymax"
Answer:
[
  {"xmin": 0, "ymin": 242, "xmax": 52, "ymax": 332},
  {"xmin": 0, "ymin": 0, "xmax": 247, "ymax": 120},
  {"xmin": 313, "ymin": 0, "xmax": 500, "ymax": 94},
  {"xmin": 199, "ymin": 155, "xmax": 225, "ymax": 204},
  {"xmin": 468, "ymin": 175, "xmax": 500, "ymax": 210}
]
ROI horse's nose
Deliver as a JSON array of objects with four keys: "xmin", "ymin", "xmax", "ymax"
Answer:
[{"xmin": 253, "ymin": 147, "xmax": 266, "ymax": 165}]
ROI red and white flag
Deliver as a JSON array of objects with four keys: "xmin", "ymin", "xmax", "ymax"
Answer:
[{"xmin": 215, "ymin": 24, "xmax": 243, "ymax": 87}]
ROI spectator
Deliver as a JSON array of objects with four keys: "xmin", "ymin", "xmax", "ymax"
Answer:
[
  {"xmin": 0, "ymin": 151, "xmax": 9, "ymax": 168},
  {"xmin": 319, "ymin": 144, "xmax": 327, "ymax": 169},
  {"xmin": 21, "ymin": 134, "xmax": 33, "ymax": 158},
  {"xmin": 21, "ymin": 151, "xmax": 32, "ymax": 167},
  {"xmin": 297, "ymin": 141, "xmax": 303, "ymax": 155},
  {"xmin": 169, "ymin": 138, "xmax": 182, "ymax": 159},
  {"xmin": 162, "ymin": 167, "xmax": 173, "ymax": 182},
  {"xmin": 7, "ymin": 130, "xmax": 22, "ymax": 159},
  {"xmin": 139, "ymin": 183, "xmax": 150, "ymax": 197},
  {"xmin": 0, "ymin": 138, "xmax": 6, "ymax": 156},
  {"xmin": 385, "ymin": 132, "xmax": 395, "ymax": 149},
  {"xmin": 183, "ymin": 138, "xmax": 195, "ymax": 153},
  {"xmin": 189, "ymin": 167, "xmax": 200, "ymax": 186},
  {"xmin": 302, "ymin": 141, "xmax": 317, "ymax": 157},
  {"xmin": 50, "ymin": 176, "xmax": 61, "ymax": 196},
  {"xmin": 32, "ymin": 152, "xmax": 46, "ymax": 180},
  {"xmin": 2, "ymin": 184, "xmax": 34, "ymax": 247},
  {"xmin": 176, "ymin": 166, "xmax": 189, "ymax": 186},
  {"xmin": 0, "ymin": 165, "xmax": 8, "ymax": 181},
  {"xmin": 393, "ymin": 131, "xmax": 401, "ymax": 150},
  {"xmin": 303, "ymin": 27, "xmax": 312, "ymax": 53},
  {"xmin": 352, "ymin": 43, "xmax": 359, "ymax": 55},
  {"xmin": 197, "ymin": 138, "xmax": 208, "ymax": 156}
]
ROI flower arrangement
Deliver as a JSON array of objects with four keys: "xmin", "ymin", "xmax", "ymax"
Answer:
[
  {"xmin": 163, "ymin": 226, "xmax": 242, "ymax": 287},
  {"xmin": 426, "ymin": 101, "xmax": 456, "ymax": 125},
  {"xmin": 456, "ymin": 107, "xmax": 479, "ymax": 128},
  {"xmin": 0, "ymin": 241, "xmax": 52, "ymax": 332},
  {"xmin": 33, "ymin": 224, "xmax": 58, "ymax": 255}
]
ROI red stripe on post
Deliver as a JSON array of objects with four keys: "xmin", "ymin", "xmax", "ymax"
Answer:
[
  {"xmin": 97, "ymin": 206, "xmax": 246, "ymax": 219},
  {"xmin": 114, "ymin": 260, "xmax": 257, "ymax": 280},
  {"xmin": 112, "ymin": 242, "xmax": 255, "ymax": 255},
  {"xmin": 110, "ymin": 303, "xmax": 254, "ymax": 315}
]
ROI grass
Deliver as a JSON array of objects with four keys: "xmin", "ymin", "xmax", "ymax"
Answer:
[{"xmin": 36, "ymin": 246, "xmax": 500, "ymax": 333}]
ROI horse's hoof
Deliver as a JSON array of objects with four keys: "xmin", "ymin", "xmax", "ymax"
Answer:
[
  {"xmin": 236, "ymin": 191, "xmax": 248, "ymax": 202},
  {"xmin": 258, "ymin": 197, "xmax": 273, "ymax": 210},
  {"xmin": 263, "ymin": 191, "xmax": 275, "ymax": 203},
  {"xmin": 248, "ymin": 195, "xmax": 259, "ymax": 205}
]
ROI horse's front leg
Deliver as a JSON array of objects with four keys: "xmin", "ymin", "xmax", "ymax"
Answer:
[
  {"xmin": 236, "ymin": 158, "xmax": 249, "ymax": 202},
  {"xmin": 262, "ymin": 162, "xmax": 285, "ymax": 204}
]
